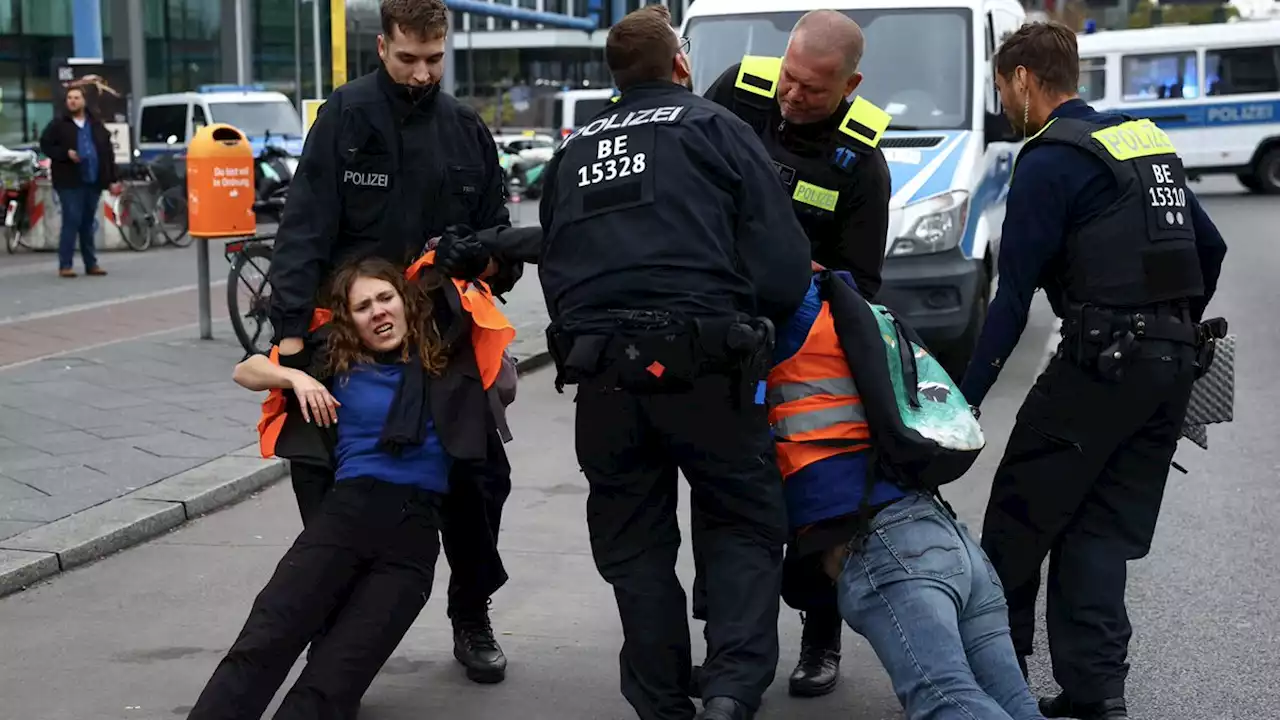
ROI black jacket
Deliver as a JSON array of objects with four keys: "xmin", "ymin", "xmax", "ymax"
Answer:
[
  {"xmin": 706, "ymin": 63, "xmax": 890, "ymax": 300},
  {"xmin": 39, "ymin": 112, "xmax": 119, "ymax": 190},
  {"xmin": 273, "ymin": 278, "xmax": 499, "ymax": 467},
  {"xmin": 483, "ymin": 81, "xmax": 811, "ymax": 330},
  {"xmin": 268, "ymin": 66, "xmax": 523, "ymax": 342}
]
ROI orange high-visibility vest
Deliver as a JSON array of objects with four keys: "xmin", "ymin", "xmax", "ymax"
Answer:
[
  {"xmin": 767, "ymin": 302, "xmax": 870, "ymax": 479},
  {"xmin": 256, "ymin": 253, "xmax": 515, "ymax": 459}
]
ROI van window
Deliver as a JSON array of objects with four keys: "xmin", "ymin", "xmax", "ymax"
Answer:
[
  {"xmin": 139, "ymin": 104, "xmax": 188, "ymax": 144},
  {"xmin": 208, "ymin": 101, "xmax": 302, "ymax": 137},
  {"xmin": 1079, "ymin": 57, "xmax": 1107, "ymax": 101},
  {"xmin": 192, "ymin": 104, "xmax": 209, "ymax": 131},
  {"xmin": 1122, "ymin": 52, "xmax": 1199, "ymax": 100},
  {"xmin": 574, "ymin": 99, "xmax": 611, "ymax": 125},
  {"xmin": 686, "ymin": 8, "xmax": 973, "ymax": 130},
  {"xmin": 1207, "ymin": 45, "xmax": 1280, "ymax": 96}
]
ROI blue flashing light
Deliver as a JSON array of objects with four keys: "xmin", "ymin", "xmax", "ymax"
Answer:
[{"xmin": 1084, "ymin": 19, "xmax": 1097, "ymax": 34}]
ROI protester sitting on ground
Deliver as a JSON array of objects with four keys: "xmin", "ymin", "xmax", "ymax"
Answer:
[
  {"xmin": 186, "ymin": 255, "xmax": 513, "ymax": 719},
  {"xmin": 767, "ymin": 270, "xmax": 1046, "ymax": 720}
]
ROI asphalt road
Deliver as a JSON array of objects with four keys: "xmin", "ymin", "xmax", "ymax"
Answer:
[{"xmin": 0, "ymin": 178, "xmax": 1273, "ymax": 719}]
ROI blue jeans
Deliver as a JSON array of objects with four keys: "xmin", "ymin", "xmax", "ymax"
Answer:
[
  {"xmin": 56, "ymin": 186, "xmax": 100, "ymax": 271},
  {"xmin": 836, "ymin": 493, "xmax": 1044, "ymax": 720}
]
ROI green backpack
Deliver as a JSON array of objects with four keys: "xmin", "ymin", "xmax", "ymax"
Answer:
[{"xmin": 820, "ymin": 271, "xmax": 985, "ymax": 491}]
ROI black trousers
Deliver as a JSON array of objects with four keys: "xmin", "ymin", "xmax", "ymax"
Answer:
[
  {"xmin": 288, "ymin": 430, "xmax": 511, "ymax": 619},
  {"xmin": 188, "ymin": 479, "xmax": 443, "ymax": 720},
  {"xmin": 576, "ymin": 373, "xmax": 788, "ymax": 720},
  {"xmin": 980, "ymin": 345, "xmax": 1195, "ymax": 703}
]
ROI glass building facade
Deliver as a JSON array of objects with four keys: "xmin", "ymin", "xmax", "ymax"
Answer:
[
  {"xmin": 0, "ymin": 0, "xmax": 331, "ymax": 147},
  {"xmin": 0, "ymin": 0, "xmax": 692, "ymax": 147}
]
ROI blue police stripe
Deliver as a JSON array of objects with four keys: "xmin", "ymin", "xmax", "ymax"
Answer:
[
  {"xmin": 1113, "ymin": 99, "xmax": 1280, "ymax": 130},
  {"xmin": 907, "ymin": 137, "xmax": 967, "ymax": 205}
]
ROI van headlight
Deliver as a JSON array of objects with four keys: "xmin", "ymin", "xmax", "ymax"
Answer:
[{"xmin": 888, "ymin": 190, "xmax": 970, "ymax": 257}]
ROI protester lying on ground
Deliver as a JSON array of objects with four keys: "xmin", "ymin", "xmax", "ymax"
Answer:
[
  {"xmin": 253, "ymin": 244, "xmax": 520, "ymax": 683},
  {"xmin": 185, "ymin": 255, "xmax": 513, "ymax": 720},
  {"xmin": 766, "ymin": 270, "xmax": 1046, "ymax": 720}
]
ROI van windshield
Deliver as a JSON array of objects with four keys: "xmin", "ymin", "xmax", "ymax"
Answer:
[
  {"xmin": 209, "ymin": 101, "xmax": 303, "ymax": 137},
  {"xmin": 686, "ymin": 8, "xmax": 973, "ymax": 130}
]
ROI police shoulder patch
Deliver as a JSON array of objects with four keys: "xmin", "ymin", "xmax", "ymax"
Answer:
[{"xmin": 832, "ymin": 145, "xmax": 861, "ymax": 173}]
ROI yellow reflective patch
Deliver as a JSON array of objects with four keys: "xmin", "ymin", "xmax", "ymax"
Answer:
[
  {"xmin": 793, "ymin": 181, "xmax": 839, "ymax": 211},
  {"xmin": 838, "ymin": 96, "xmax": 891, "ymax": 148},
  {"xmin": 735, "ymin": 55, "xmax": 783, "ymax": 99},
  {"xmin": 1091, "ymin": 120, "xmax": 1176, "ymax": 161}
]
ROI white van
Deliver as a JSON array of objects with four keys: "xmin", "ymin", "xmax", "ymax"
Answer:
[
  {"xmin": 1076, "ymin": 21, "xmax": 1280, "ymax": 193},
  {"xmin": 135, "ymin": 85, "xmax": 304, "ymax": 163},
  {"xmin": 681, "ymin": 0, "xmax": 1025, "ymax": 370},
  {"xmin": 554, "ymin": 88, "xmax": 619, "ymax": 141}
]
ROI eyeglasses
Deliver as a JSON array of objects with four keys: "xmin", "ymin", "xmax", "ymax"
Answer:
[{"xmin": 679, "ymin": 37, "xmax": 690, "ymax": 54}]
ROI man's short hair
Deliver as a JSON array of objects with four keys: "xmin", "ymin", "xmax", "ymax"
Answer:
[
  {"xmin": 791, "ymin": 10, "xmax": 865, "ymax": 75},
  {"xmin": 994, "ymin": 21, "xmax": 1079, "ymax": 96},
  {"xmin": 65, "ymin": 87, "xmax": 84, "ymax": 98},
  {"xmin": 606, "ymin": 5, "xmax": 678, "ymax": 92},
  {"xmin": 381, "ymin": 0, "xmax": 450, "ymax": 41}
]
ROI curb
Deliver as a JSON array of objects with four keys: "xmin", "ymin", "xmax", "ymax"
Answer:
[{"xmin": 0, "ymin": 350, "xmax": 555, "ymax": 600}]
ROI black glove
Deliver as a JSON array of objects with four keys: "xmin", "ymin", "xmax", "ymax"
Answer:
[{"xmin": 434, "ymin": 224, "xmax": 492, "ymax": 280}]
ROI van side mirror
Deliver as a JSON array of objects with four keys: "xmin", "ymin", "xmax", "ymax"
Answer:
[{"xmin": 984, "ymin": 111, "xmax": 1018, "ymax": 145}]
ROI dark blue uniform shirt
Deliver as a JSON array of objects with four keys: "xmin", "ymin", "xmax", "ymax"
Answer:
[{"xmin": 959, "ymin": 99, "xmax": 1228, "ymax": 406}]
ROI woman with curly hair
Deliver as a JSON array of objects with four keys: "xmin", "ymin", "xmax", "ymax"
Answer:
[{"xmin": 186, "ymin": 255, "xmax": 511, "ymax": 720}]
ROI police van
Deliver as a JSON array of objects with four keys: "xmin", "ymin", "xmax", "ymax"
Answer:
[
  {"xmin": 681, "ymin": 0, "xmax": 1025, "ymax": 372},
  {"xmin": 1076, "ymin": 20, "xmax": 1280, "ymax": 194},
  {"xmin": 554, "ymin": 88, "xmax": 620, "ymax": 141},
  {"xmin": 134, "ymin": 85, "xmax": 305, "ymax": 163}
]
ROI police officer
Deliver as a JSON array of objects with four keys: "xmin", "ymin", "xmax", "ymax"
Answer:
[
  {"xmin": 266, "ymin": 0, "xmax": 521, "ymax": 685},
  {"xmin": 961, "ymin": 23, "xmax": 1228, "ymax": 720},
  {"xmin": 705, "ymin": 10, "xmax": 891, "ymax": 299},
  {"xmin": 437, "ymin": 7, "xmax": 811, "ymax": 719},
  {"xmin": 700, "ymin": 9, "xmax": 892, "ymax": 698}
]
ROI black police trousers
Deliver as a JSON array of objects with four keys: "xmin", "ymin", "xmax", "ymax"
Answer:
[
  {"xmin": 187, "ymin": 478, "xmax": 442, "ymax": 720},
  {"xmin": 289, "ymin": 428, "xmax": 511, "ymax": 619},
  {"xmin": 575, "ymin": 372, "xmax": 788, "ymax": 720},
  {"xmin": 980, "ymin": 343, "xmax": 1196, "ymax": 703}
]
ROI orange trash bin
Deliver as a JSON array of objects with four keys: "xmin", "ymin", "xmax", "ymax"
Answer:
[{"xmin": 186, "ymin": 124, "xmax": 257, "ymax": 238}]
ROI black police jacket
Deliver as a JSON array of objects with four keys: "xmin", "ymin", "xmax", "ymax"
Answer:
[
  {"xmin": 1017, "ymin": 116, "xmax": 1204, "ymax": 309},
  {"xmin": 268, "ymin": 65, "xmax": 521, "ymax": 342},
  {"xmin": 532, "ymin": 81, "xmax": 812, "ymax": 331},
  {"xmin": 705, "ymin": 60, "xmax": 891, "ymax": 300}
]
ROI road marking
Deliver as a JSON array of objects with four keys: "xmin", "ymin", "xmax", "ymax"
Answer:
[{"xmin": 0, "ymin": 281, "xmax": 228, "ymax": 326}]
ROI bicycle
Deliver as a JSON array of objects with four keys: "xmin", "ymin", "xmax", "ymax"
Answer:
[
  {"xmin": 2, "ymin": 152, "xmax": 42, "ymax": 254},
  {"xmin": 112, "ymin": 156, "xmax": 190, "ymax": 251},
  {"xmin": 225, "ymin": 232, "xmax": 275, "ymax": 357}
]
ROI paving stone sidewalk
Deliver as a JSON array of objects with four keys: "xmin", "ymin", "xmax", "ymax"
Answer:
[{"xmin": 0, "ymin": 277, "xmax": 551, "ymax": 594}]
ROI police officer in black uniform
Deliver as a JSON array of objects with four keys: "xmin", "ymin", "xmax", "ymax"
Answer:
[
  {"xmin": 267, "ymin": 0, "xmax": 521, "ymax": 685},
  {"xmin": 436, "ymin": 7, "xmax": 811, "ymax": 719},
  {"xmin": 960, "ymin": 24, "xmax": 1228, "ymax": 720},
  {"xmin": 701, "ymin": 9, "xmax": 892, "ymax": 698}
]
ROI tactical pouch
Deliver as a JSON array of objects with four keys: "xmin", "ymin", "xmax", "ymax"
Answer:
[
  {"xmin": 601, "ymin": 330, "xmax": 701, "ymax": 394},
  {"xmin": 1194, "ymin": 317, "xmax": 1229, "ymax": 378}
]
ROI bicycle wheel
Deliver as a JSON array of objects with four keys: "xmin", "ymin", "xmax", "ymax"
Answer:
[
  {"xmin": 228, "ymin": 243, "xmax": 275, "ymax": 356},
  {"xmin": 116, "ymin": 189, "xmax": 154, "ymax": 252},
  {"xmin": 155, "ymin": 187, "xmax": 192, "ymax": 248}
]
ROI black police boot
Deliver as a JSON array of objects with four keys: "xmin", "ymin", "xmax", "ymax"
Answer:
[
  {"xmin": 1040, "ymin": 693, "xmax": 1129, "ymax": 720},
  {"xmin": 788, "ymin": 611, "xmax": 841, "ymax": 697},
  {"xmin": 452, "ymin": 604, "xmax": 507, "ymax": 684},
  {"xmin": 695, "ymin": 697, "xmax": 751, "ymax": 720}
]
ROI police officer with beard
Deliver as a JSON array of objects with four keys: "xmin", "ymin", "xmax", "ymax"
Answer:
[
  {"xmin": 435, "ymin": 7, "xmax": 811, "ymax": 719},
  {"xmin": 962, "ymin": 23, "xmax": 1227, "ymax": 720},
  {"xmin": 267, "ymin": 0, "xmax": 525, "ymax": 686},
  {"xmin": 699, "ymin": 9, "xmax": 892, "ymax": 698}
]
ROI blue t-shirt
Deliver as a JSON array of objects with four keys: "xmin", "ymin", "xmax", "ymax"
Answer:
[{"xmin": 330, "ymin": 363, "xmax": 451, "ymax": 493}]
